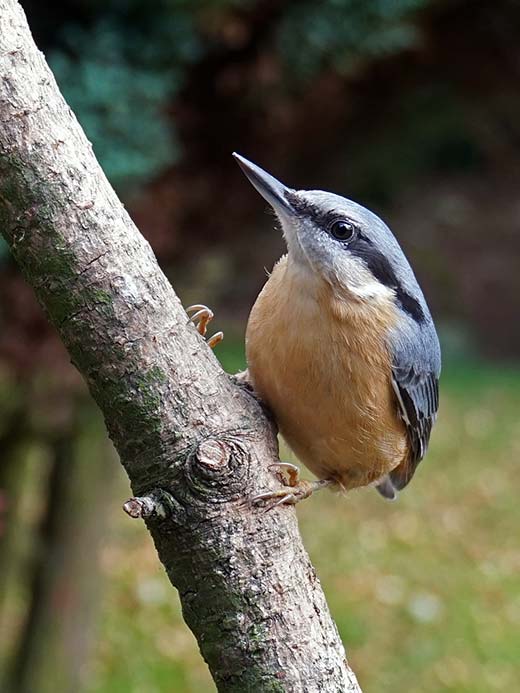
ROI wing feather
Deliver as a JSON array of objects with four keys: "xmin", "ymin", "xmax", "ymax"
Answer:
[{"xmin": 390, "ymin": 361, "xmax": 439, "ymax": 490}]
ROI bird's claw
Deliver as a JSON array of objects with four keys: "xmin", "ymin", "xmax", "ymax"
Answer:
[
  {"xmin": 268, "ymin": 462, "xmax": 301, "ymax": 487},
  {"xmin": 206, "ymin": 331, "xmax": 224, "ymax": 348},
  {"xmin": 252, "ymin": 477, "xmax": 333, "ymax": 512},
  {"xmin": 186, "ymin": 304, "xmax": 223, "ymax": 349},
  {"xmin": 186, "ymin": 304, "xmax": 213, "ymax": 336}
]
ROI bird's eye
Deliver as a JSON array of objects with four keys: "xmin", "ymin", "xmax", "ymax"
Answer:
[{"xmin": 329, "ymin": 220, "xmax": 357, "ymax": 242}]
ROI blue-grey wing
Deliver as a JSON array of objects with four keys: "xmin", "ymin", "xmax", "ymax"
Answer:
[{"xmin": 388, "ymin": 324, "xmax": 441, "ymax": 491}]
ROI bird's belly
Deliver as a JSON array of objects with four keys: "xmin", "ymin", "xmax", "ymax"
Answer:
[{"xmin": 246, "ymin": 288, "xmax": 407, "ymax": 489}]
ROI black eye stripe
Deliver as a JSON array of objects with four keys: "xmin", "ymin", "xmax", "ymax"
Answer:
[
  {"xmin": 283, "ymin": 192, "xmax": 425, "ymax": 323},
  {"xmin": 349, "ymin": 239, "xmax": 396, "ymax": 286},
  {"xmin": 358, "ymin": 230, "xmax": 373, "ymax": 245},
  {"xmin": 349, "ymin": 239, "xmax": 425, "ymax": 323},
  {"xmin": 284, "ymin": 193, "xmax": 335, "ymax": 227},
  {"xmin": 397, "ymin": 290, "xmax": 425, "ymax": 323},
  {"xmin": 284, "ymin": 193, "xmax": 362, "ymax": 232}
]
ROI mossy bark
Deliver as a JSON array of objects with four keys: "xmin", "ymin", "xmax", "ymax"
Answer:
[{"xmin": 0, "ymin": 2, "xmax": 361, "ymax": 690}]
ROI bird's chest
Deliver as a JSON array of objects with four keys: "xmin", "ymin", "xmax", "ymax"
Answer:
[
  {"xmin": 248, "ymin": 286, "xmax": 389, "ymax": 422},
  {"xmin": 246, "ymin": 265, "xmax": 407, "ymax": 486}
]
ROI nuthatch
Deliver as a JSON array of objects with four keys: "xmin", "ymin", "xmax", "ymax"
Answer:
[{"xmin": 233, "ymin": 153, "xmax": 441, "ymax": 505}]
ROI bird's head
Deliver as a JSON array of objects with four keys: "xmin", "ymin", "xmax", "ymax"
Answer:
[{"xmin": 234, "ymin": 153, "xmax": 428, "ymax": 324}]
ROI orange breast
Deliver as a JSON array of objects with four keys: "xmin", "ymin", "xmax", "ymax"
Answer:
[{"xmin": 246, "ymin": 255, "xmax": 409, "ymax": 490}]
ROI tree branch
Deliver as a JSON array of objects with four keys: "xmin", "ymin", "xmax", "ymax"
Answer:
[{"xmin": 0, "ymin": 2, "xmax": 361, "ymax": 690}]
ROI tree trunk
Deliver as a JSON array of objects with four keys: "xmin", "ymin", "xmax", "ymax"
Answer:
[{"xmin": 0, "ymin": 2, "xmax": 361, "ymax": 690}]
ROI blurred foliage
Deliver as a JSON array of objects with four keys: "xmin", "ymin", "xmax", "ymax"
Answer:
[
  {"xmin": 11, "ymin": 0, "xmax": 520, "ymax": 356},
  {"xmin": 41, "ymin": 0, "xmax": 438, "ymax": 190},
  {"xmin": 48, "ymin": 3, "xmax": 205, "ymax": 190},
  {"xmin": 278, "ymin": 0, "xmax": 429, "ymax": 81},
  {"xmin": 50, "ymin": 24, "xmax": 177, "ymax": 190},
  {"xmin": 346, "ymin": 83, "xmax": 484, "ymax": 204},
  {"xmin": 43, "ymin": 0, "xmax": 255, "ymax": 189},
  {"xmin": 0, "ymin": 239, "xmax": 8, "ymax": 263}
]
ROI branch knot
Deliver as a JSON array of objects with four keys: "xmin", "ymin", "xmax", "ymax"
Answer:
[
  {"xmin": 122, "ymin": 489, "xmax": 175, "ymax": 520},
  {"xmin": 180, "ymin": 434, "xmax": 250, "ymax": 503},
  {"xmin": 196, "ymin": 438, "xmax": 231, "ymax": 470}
]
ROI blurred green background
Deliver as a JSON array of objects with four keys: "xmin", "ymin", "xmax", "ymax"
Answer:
[{"xmin": 1, "ymin": 0, "xmax": 519, "ymax": 691}]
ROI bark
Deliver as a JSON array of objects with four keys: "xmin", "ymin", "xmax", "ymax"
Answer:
[{"xmin": 0, "ymin": 2, "xmax": 361, "ymax": 691}]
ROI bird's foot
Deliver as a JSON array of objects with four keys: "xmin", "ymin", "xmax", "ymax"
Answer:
[
  {"xmin": 253, "ymin": 464, "xmax": 334, "ymax": 511},
  {"xmin": 270, "ymin": 461, "xmax": 301, "ymax": 487},
  {"xmin": 186, "ymin": 304, "xmax": 223, "ymax": 348}
]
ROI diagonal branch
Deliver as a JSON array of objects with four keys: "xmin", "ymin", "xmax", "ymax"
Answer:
[{"xmin": 0, "ymin": 1, "xmax": 362, "ymax": 690}]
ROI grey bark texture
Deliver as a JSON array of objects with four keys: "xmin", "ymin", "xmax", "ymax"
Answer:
[{"xmin": 0, "ymin": 2, "xmax": 362, "ymax": 691}]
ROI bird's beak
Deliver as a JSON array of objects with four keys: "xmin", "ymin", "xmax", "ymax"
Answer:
[{"xmin": 233, "ymin": 153, "xmax": 295, "ymax": 216}]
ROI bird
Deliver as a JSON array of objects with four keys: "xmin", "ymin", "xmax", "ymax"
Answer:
[{"xmin": 233, "ymin": 153, "xmax": 441, "ymax": 506}]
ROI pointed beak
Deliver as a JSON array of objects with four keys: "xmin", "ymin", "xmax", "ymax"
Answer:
[{"xmin": 233, "ymin": 153, "xmax": 295, "ymax": 216}]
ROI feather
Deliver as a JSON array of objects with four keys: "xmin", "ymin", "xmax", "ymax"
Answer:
[{"xmin": 390, "ymin": 360, "xmax": 439, "ymax": 490}]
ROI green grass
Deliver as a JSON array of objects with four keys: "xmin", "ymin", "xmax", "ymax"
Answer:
[{"xmin": 88, "ymin": 345, "xmax": 520, "ymax": 693}]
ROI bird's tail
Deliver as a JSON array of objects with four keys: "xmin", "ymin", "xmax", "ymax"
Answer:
[{"xmin": 375, "ymin": 475, "xmax": 397, "ymax": 501}]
